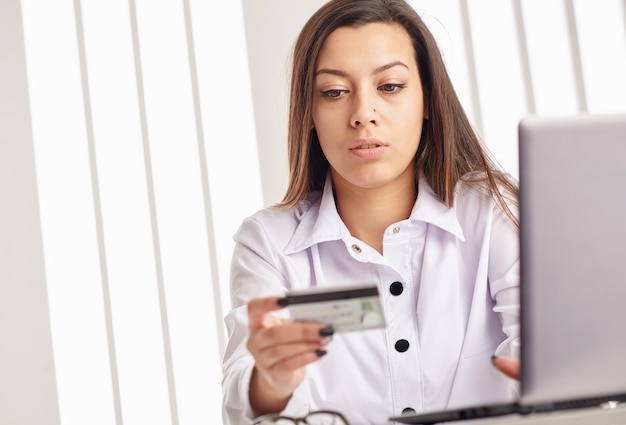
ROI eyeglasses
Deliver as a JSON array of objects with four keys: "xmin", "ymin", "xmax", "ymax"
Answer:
[{"xmin": 252, "ymin": 410, "xmax": 350, "ymax": 425}]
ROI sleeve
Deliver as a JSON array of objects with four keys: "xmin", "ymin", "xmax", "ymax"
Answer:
[
  {"xmin": 488, "ymin": 190, "xmax": 521, "ymax": 397},
  {"xmin": 221, "ymin": 216, "xmax": 310, "ymax": 425}
]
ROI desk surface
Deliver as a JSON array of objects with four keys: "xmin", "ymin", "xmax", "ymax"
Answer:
[{"xmin": 464, "ymin": 404, "xmax": 626, "ymax": 425}]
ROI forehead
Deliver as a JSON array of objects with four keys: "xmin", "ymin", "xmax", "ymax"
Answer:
[{"xmin": 316, "ymin": 22, "xmax": 416, "ymax": 70}]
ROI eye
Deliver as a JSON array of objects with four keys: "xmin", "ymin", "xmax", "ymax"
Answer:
[
  {"xmin": 379, "ymin": 83, "xmax": 406, "ymax": 93},
  {"xmin": 320, "ymin": 89, "xmax": 347, "ymax": 99}
]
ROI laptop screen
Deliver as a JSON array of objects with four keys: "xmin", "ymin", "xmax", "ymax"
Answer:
[{"xmin": 518, "ymin": 113, "xmax": 626, "ymax": 405}]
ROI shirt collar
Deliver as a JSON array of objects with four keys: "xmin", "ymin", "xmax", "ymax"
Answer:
[
  {"xmin": 410, "ymin": 173, "xmax": 465, "ymax": 241},
  {"xmin": 285, "ymin": 172, "xmax": 465, "ymax": 254},
  {"xmin": 285, "ymin": 173, "xmax": 345, "ymax": 254}
]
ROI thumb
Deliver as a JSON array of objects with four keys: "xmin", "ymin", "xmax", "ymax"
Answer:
[{"xmin": 247, "ymin": 296, "xmax": 287, "ymax": 332}]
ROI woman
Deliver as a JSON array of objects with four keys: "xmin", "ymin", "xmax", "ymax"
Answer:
[{"xmin": 222, "ymin": 1, "xmax": 520, "ymax": 424}]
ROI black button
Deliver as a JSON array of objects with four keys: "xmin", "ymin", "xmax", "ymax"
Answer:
[
  {"xmin": 402, "ymin": 407, "xmax": 416, "ymax": 415},
  {"xmin": 395, "ymin": 339, "xmax": 410, "ymax": 352},
  {"xmin": 389, "ymin": 281, "xmax": 403, "ymax": 295}
]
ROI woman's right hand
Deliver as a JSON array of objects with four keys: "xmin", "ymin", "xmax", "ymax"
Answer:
[{"xmin": 246, "ymin": 296, "xmax": 333, "ymax": 416}]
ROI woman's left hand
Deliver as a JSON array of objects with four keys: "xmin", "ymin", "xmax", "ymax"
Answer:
[{"xmin": 492, "ymin": 356, "xmax": 520, "ymax": 380}]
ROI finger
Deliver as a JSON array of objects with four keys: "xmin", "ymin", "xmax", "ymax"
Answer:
[
  {"xmin": 254, "ymin": 342, "xmax": 328, "ymax": 393},
  {"xmin": 268, "ymin": 346, "xmax": 328, "ymax": 375},
  {"xmin": 251, "ymin": 347, "xmax": 326, "ymax": 402},
  {"xmin": 255, "ymin": 340, "xmax": 326, "ymax": 371},
  {"xmin": 247, "ymin": 321, "xmax": 334, "ymax": 398},
  {"xmin": 250, "ymin": 321, "xmax": 333, "ymax": 352},
  {"xmin": 492, "ymin": 355, "xmax": 520, "ymax": 380}
]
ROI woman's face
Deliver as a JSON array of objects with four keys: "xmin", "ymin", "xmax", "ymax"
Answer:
[{"xmin": 312, "ymin": 22, "xmax": 426, "ymax": 192}]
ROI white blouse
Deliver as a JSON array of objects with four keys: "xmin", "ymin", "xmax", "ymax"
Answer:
[{"xmin": 222, "ymin": 173, "xmax": 520, "ymax": 425}]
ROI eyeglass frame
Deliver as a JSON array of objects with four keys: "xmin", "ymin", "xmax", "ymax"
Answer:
[{"xmin": 252, "ymin": 409, "xmax": 350, "ymax": 425}]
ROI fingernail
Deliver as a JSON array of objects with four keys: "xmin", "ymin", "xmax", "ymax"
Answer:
[
  {"xmin": 316, "ymin": 349, "xmax": 327, "ymax": 357},
  {"xmin": 319, "ymin": 326, "xmax": 334, "ymax": 337},
  {"xmin": 491, "ymin": 355, "xmax": 497, "ymax": 366},
  {"xmin": 277, "ymin": 297, "xmax": 290, "ymax": 307}
]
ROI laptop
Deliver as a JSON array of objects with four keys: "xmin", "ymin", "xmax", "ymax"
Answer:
[{"xmin": 390, "ymin": 113, "xmax": 626, "ymax": 424}]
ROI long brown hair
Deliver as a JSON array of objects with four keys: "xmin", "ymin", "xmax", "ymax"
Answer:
[{"xmin": 277, "ymin": 0, "xmax": 518, "ymax": 227}]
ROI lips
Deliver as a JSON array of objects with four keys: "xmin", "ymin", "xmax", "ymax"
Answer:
[
  {"xmin": 348, "ymin": 138, "xmax": 388, "ymax": 159},
  {"xmin": 349, "ymin": 138, "xmax": 386, "ymax": 150}
]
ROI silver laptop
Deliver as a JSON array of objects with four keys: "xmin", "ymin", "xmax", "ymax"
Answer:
[{"xmin": 390, "ymin": 113, "xmax": 626, "ymax": 424}]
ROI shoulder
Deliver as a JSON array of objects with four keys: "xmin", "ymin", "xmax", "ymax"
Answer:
[
  {"xmin": 454, "ymin": 171, "xmax": 519, "ymax": 224},
  {"xmin": 234, "ymin": 191, "xmax": 323, "ymax": 247},
  {"xmin": 455, "ymin": 171, "xmax": 518, "ymax": 203}
]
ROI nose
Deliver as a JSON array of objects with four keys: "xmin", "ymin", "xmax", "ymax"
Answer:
[{"xmin": 350, "ymin": 93, "xmax": 379, "ymax": 127}]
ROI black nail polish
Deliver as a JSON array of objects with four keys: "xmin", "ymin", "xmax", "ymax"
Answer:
[
  {"xmin": 277, "ymin": 297, "xmax": 290, "ymax": 307},
  {"xmin": 319, "ymin": 326, "xmax": 334, "ymax": 337},
  {"xmin": 316, "ymin": 349, "xmax": 327, "ymax": 357}
]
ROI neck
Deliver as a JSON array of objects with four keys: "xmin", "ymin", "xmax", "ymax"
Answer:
[{"xmin": 333, "ymin": 173, "xmax": 417, "ymax": 254}]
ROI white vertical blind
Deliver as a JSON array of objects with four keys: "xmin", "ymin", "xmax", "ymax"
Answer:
[
  {"xmin": 465, "ymin": 0, "xmax": 528, "ymax": 177},
  {"xmin": 20, "ymin": 0, "xmax": 118, "ymax": 424},
  {"xmin": 575, "ymin": 0, "xmax": 626, "ymax": 113},
  {"xmin": 17, "ymin": 0, "xmax": 626, "ymax": 424},
  {"xmin": 521, "ymin": 0, "xmax": 579, "ymax": 115},
  {"xmin": 21, "ymin": 0, "xmax": 260, "ymax": 423}
]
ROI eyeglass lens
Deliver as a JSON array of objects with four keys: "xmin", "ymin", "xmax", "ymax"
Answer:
[{"xmin": 255, "ymin": 411, "xmax": 347, "ymax": 425}]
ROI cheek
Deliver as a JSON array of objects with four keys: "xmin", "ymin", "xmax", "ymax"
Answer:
[
  {"xmin": 392, "ymin": 104, "xmax": 424, "ymax": 150},
  {"xmin": 396, "ymin": 98, "xmax": 425, "ymax": 131},
  {"xmin": 315, "ymin": 128, "xmax": 336, "ymax": 158},
  {"xmin": 313, "ymin": 106, "xmax": 342, "ymax": 128},
  {"xmin": 312, "ymin": 123, "xmax": 342, "ymax": 163},
  {"xmin": 313, "ymin": 110, "xmax": 342, "ymax": 144}
]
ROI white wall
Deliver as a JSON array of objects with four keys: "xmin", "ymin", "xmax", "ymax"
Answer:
[
  {"xmin": 2, "ymin": 1, "xmax": 625, "ymax": 424},
  {"xmin": 0, "ymin": 0, "xmax": 61, "ymax": 423},
  {"xmin": 242, "ymin": 0, "xmax": 328, "ymax": 205}
]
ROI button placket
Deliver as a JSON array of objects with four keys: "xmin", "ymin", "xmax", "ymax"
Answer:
[{"xmin": 382, "ymin": 221, "xmax": 425, "ymax": 415}]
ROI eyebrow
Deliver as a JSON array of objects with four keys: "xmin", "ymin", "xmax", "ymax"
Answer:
[{"xmin": 315, "ymin": 60, "xmax": 409, "ymax": 77}]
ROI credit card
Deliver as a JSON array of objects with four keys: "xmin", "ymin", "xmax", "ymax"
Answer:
[{"xmin": 281, "ymin": 283, "xmax": 385, "ymax": 333}]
